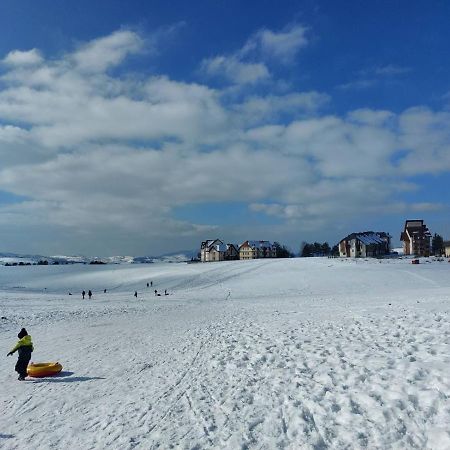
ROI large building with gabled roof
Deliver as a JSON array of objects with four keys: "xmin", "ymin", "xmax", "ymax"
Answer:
[
  {"xmin": 238, "ymin": 240, "xmax": 277, "ymax": 260},
  {"xmin": 339, "ymin": 231, "xmax": 391, "ymax": 258},
  {"xmin": 400, "ymin": 220, "xmax": 431, "ymax": 257},
  {"xmin": 200, "ymin": 239, "xmax": 239, "ymax": 262}
]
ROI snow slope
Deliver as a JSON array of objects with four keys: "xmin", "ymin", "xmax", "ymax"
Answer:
[{"xmin": 1, "ymin": 258, "xmax": 450, "ymax": 449}]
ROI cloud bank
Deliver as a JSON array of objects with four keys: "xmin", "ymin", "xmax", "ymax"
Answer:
[{"xmin": 0, "ymin": 26, "xmax": 449, "ymax": 254}]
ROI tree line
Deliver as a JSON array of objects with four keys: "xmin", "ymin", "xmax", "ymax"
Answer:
[
  {"xmin": 300, "ymin": 242, "xmax": 339, "ymax": 257},
  {"xmin": 273, "ymin": 242, "xmax": 295, "ymax": 258},
  {"xmin": 273, "ymin": 241, "xmax": 339, "ymax": 257},
  {"xmin": 432, "ymin": 233, "xmax": 446, "ymax": 256}
]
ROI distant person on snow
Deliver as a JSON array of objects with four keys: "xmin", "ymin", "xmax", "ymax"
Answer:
[
  {"xmin": 146, "ymin": 282, "xmax": 149, "ymax": 288},
  {"xmin": 104, "ymin": 289, "xmax": 107, "ymax": 293},
  {"xmin": 88, "ymin": 290, "xmax": 92, "ymax": 299},
  {"xmin": 7, "ymin": 328, "xmax": 33, "ymax": 381},
  {"xmin": 82, "ymin": 290, "xmax": 86, "ymax": 299},
  {"xmin": 150, "ymin": 281, "xmax": 153, "ymax": 287},
  {"xmin": 134, "ymin": 291, "xmax": 138, "ymax": 298},
  {"xmin": 154, "ymin": 290, "xmax": 157, "ymax": 296}
]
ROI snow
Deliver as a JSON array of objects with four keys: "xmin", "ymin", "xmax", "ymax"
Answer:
[{"xmin": 1, "ymin": 257, "xmax": 450, "ymax": 449}]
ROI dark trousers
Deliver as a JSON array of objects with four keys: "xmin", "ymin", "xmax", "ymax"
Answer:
[{"xmin": 15, "ymin": 355, "xmax": 31, "ymax": 378}]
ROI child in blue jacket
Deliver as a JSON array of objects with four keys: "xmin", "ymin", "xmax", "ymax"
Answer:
[{"xmin": 7, "ymin": 328, "xmax": 34, "ymax": 380}]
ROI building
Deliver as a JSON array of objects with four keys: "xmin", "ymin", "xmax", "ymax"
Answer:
[
  {"xmin": 400, "ymin": 220, "xmax": 431, "ymax": 257},
  {"xmin": 224, "ymin": 244, "xmax": 239, "ymax": 260},
  {"xmin": 444, "ymin": 241, "xmax": 450, "ymax": 258},
  {"xmin": 200, "ymin": 239, "xmax": 239, "ymax": 262},
  {"xmin": 239, "ymin": 240, "xmax": 277, "ymax": 260},
  {"xmin": 200, "ymin": 239, "xmax": 226, "ymax": 262},
  {"xmin": 339, "ymin": 231, "xmax": 391, "ymax": 258}
]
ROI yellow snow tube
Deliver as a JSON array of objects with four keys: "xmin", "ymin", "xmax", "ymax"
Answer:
[{"xmin": 27, "ymin": 362, "xmax": 63, "ymax": 378}]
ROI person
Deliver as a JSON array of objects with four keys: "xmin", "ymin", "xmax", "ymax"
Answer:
[
  {"xmin": 104, "ymin": 289, "xmax": 107, "ymax": 293},
  {"xmin": 150, "ymin": 281, "xmax": 153, "ymax": 287},
  {"xmin": 82, "ymin": 290, "xmax": 86, "ymax": 299},
  {"xmin": 164, "ymin": 289, "xmax": 168, "ymax": 296},
  {"xmin": 146, "ymin": 282, "xmax": 149, "ymax": 288},
  {"xmin": 154, "ymin": 289, "xmax": 157, "ymax": 296},
  {"xmin": 88, "ymin": 290, "xmax": 92, "ymax": 299},
  {"xmin": 7, "ymin": 328, "xmax": 33, "ymax": 381},
  {"xmin": 134, "ymin": 291, "xmax": 137, "ymax": 298}
]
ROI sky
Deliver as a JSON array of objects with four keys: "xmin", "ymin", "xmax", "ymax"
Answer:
[{"xmin": 0, "ymin": 0, "xmax": 449, "ymax": 256}]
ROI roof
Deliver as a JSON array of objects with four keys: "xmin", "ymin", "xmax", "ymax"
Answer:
[
  {"xmin": 357, "ymin": 233, "xmax": 385, "ymax": 245},
  {"xmin": 212, "ymin": 243, "xmax": 227, "ymax": 252},
  {"xmin": 340, "ymin": 231, "xmax": 388, "ymax": 246},
  {"xmin": 405, "ymin": 219, "xmax": 424, "ymax": 228},
  {"xmin": 239, "ymin": 240, "xmax": 274, "ymax": 250},
  {"xmin": 400, "ymin": 220, "xmax": 432, "ymax": 241},
  {"xmin": 202, "ymin": 239, "xmax": 224, "ymax": 250},
  {"xmin": 403, "ymin": 219, "xmax": 430, "ymax": 234}
]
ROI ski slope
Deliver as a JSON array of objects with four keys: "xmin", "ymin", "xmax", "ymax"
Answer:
[{"xmin": 1, "ymin": 257, "xmax": 450, "ymax": 449}]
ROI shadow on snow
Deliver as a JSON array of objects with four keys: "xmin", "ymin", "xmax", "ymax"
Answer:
[{"xmin": 30, "ymin": 371, "xmax": 105, "ymax": 383}]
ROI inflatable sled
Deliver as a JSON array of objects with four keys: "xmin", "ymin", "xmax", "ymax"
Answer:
[{"xmin": 27, "ymin": 362, "xmax": 63, "ymax": 378}]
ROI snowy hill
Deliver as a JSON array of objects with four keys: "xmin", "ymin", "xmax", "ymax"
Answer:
[{"xmin": 1, "ymin": 257, "xmax": 450, "ymax": 449}]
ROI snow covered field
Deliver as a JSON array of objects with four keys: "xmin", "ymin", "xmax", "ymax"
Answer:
[{"xmin": 1, "ymin": 257, "xmax": 450, "ymax": 449}]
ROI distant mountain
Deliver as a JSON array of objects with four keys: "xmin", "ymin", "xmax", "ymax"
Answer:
[
  {"xmin": 0, "ymin": 252, "xmax": 50, "ymax": 265},
  {"xmin": 155, "ymin": 249, "xmax": 199, "ymax": 261},
  {"xmin": 0, "ymin": 249, "xmax": 198, "ymax": 265}
]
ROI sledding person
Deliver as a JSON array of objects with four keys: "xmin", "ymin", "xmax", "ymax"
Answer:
[{"xmin": 7, "ymin": 328, "xmax": 33, "ymax": 381}]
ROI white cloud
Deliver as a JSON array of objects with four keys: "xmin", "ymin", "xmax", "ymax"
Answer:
[
  {"xmin": 201, "ymin": 24, "xmax": 307, "ymax": 85},
  {"xmin": 236, "ymin": 92, "xmax": 330, "ymax": 124},
  {"xmin": 339, "ymin": 64, "xmax": 411, "ymax": 91},
  {"xmin": 241, "ymin": 24, "xmax": 308, "ymax": 64},
  {"xmin": 347, "ymin": 109, "xmax": 395, "ymax": 125},
  {"xmin": 397, "ymin": 107, "xmax": 450, "ymax": 173},
  {"xmin": 72, "ymin": 29, "xmax": 144, "ymax": 72},
  {"xmin": 201, "ymin": 56, "xmax": 270, "ymax": 85},
  {"xmin": 2, "ymin": 49, "xmax": 43, "ymax": 66},
  {"xmin": 337, "ymin": 79, "xmax": 377, "ymax": 90},
  {"xmin": 373, "ymin": 64, "xmax": 411, "ymax": 76},
  {"xmin": 0, "ymin": 62, "xmax": 228, "ymax": 148},
  {"xmin": 0, "ymin": 125, "xmax": 29, "ymax": 143}
]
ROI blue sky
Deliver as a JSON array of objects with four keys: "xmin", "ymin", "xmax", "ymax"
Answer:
[{"xmin": 0, "ymin": 0, "xmax": 449, "ymax": 255}]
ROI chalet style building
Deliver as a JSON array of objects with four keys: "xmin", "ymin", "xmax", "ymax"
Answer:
[
  {"xmin": 400, "ymin": 220, "xmax": 431, "ymax": 257},
  {"xmin": 201, "ymin": 239, "xmax": 277, "ymax": 261},
  {"xmin": 339, "ymin": 231, "xmax": 391, "ymax": 258},
  {"xmin": 200, "ymin": 239, "xmax": 239, "ymax": 262},
  {"xmin": 444, "ymin": 241, "xmax": 450, "ymax": 258},
  {"xmin": 239, "ymin": 240, "xmax": 277, "ymax": 260}
]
